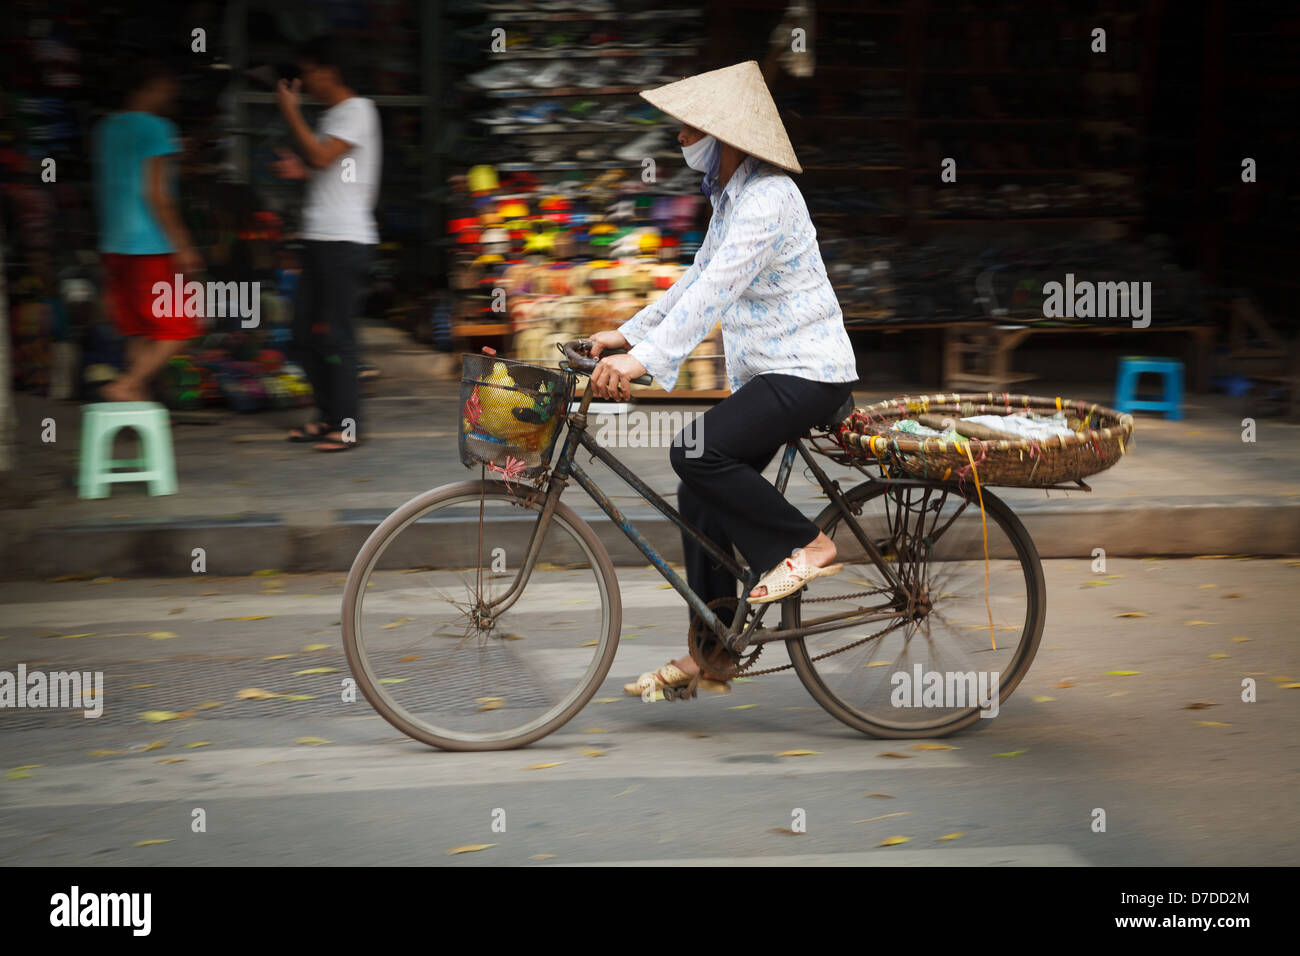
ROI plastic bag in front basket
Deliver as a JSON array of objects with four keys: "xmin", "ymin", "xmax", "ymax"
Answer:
[{"xmin": 459, "ymin": 354, "xmax": 566, "ymax": 477}]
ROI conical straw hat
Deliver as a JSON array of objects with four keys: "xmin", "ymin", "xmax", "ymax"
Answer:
[{"xmin": 640, "ymin": 61, "xmax": 801, "ymax": 174}]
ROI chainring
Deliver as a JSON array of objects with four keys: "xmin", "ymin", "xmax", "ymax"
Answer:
[{"xmin": 687, "ymin": 596, "xmax": 764, "ymax": 681}]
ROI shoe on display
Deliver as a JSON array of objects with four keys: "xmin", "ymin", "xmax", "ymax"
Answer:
[
  {"xmin": 614, "ymin": 129, "xmax": 671, "ymax": 162},
  {"xmin": 466, "ymin": 61, "xmax": 532, "ymax": 90},
  {"xmin": 619, "ymin": 57, "xmax": 667, "ymax": 86},
  {"xmin": 529, "ymin": 61, "xmax": 573, "ymax": 88},
  {"xmin": 559, "ymin": 99, "xmax": 601, "ymax": 123},
  {"xmin": 574, "ymin": 59, "xmax": 620, "ymax": 89},
  {"xmin": 514, "ymin": 102, "xmax": 561, "ymax": 124}
]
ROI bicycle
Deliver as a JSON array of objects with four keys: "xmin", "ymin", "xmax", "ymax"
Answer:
[{"xmin": 342, "ymin": 341, "xmax": 1047, "ymax": 751}]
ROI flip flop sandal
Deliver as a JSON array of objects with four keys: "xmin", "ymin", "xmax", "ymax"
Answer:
[
  {"xmin": 287, "ymin": 420, "xmax": 330, "ymax": 443},
  {"xmin": 748, "ymin": 548, "xmax": 844, "ymax": 605}
]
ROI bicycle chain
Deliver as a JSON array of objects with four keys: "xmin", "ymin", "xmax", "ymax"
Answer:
[{"xmin": 689, "ymin": 585, "xmax": 900, "ymax": 678}]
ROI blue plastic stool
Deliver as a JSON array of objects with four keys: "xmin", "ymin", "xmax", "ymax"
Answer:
[
  {"xmin": 78, "ymin": 402, "xmax": 178, "ymax": 499},
  {"xmin": 1114, "ymin": 356, "xmax": 1184, "ymax": 420}
]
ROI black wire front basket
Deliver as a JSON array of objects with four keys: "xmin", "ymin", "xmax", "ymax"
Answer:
[{"xmin": 458, "ymin": 354, "xmax": 568, "ymax": 478}]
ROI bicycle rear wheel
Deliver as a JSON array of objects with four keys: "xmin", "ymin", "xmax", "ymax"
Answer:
[
  {"xmin": 342, "ymin": 479, "xmax": 621, "ymax": 751},
  {"xmin": 787, "ymin": 479, "xmax": 1045, "ymax": 738}
]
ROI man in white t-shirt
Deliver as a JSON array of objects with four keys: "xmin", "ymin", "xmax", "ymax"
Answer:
[{"xmin": 273, "ymin": 35, "xmax": 382, "ymax": 452}]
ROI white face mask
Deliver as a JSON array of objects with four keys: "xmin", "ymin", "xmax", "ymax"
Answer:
[{"xmin": 681, "ymin": 134, "xmax": 719, "ymax": 172}]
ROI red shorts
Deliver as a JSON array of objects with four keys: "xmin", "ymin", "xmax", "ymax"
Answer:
[{"xmin": 102, "ymin": 253, "xmax": 201, "ymax": 341}]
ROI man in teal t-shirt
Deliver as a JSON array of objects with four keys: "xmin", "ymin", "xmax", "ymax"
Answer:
[{"xmin": 93, "ymin": 58, "xmax": 202, "ymax": 402}]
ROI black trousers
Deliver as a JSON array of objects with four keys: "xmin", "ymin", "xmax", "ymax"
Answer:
[
  {"xmin": 293, "ymin": 240, "xmax": 370, "ymax": 432},
  {"xmin": 669, "ymin": 373, "xmax": 855, "ymax": 629}
]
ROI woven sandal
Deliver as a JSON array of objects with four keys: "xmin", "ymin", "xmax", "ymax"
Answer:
[
  {"xmin": 748, "ymin": 547, "xmax": 843, "ymax": 605},
  {"xmin": 624, "ymin": 661, "xmax": 691, "ymax": 696},
  {"xmin": 623, "ymin": 661, "xmax": 730, "ymax": 697}
]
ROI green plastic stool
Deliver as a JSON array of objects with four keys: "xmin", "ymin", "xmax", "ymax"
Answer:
[{"xmin": 78, "ymin": 402, "xmax": 177, "ymax": 499}]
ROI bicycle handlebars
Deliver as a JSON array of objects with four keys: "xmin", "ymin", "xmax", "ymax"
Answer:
[{"xmin": 559, "ymin": 340, "xmax": 653, "ymax": 386}]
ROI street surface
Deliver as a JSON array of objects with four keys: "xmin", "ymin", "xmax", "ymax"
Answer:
[{"xmin": 0, "ymin": 558, "xmax": 1296, "ymax": 865}]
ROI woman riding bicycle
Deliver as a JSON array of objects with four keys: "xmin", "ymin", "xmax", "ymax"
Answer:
[{"xmin": 584, "ymin": 61, "xmax": 860, "ymax": 697}]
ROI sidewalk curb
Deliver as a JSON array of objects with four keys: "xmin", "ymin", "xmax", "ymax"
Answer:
[{"xmin": 5, "ymin": 498, "xmax": 1297, "ymax": 579}]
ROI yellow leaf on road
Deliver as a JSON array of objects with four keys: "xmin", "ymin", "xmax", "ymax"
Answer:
[
  {"xmin": 293, "ymin": 667, "xmax": 340, "ymax": 676},
  {"xmin": 294, "ymin": 737, "xmax": 332, "ymax": 746},
  {"xmin": 302, "ymin": 644, "xmax": 331, "ymax": 651},
  {"xmin": 594, "ymin": 697, "xmax": 619, "ymax": 703},
  {"xmin": 252, "ymin": 569, "xmax": 281, "ymax": 576},
  {"xmin": 138, "ymin": 710, "xmax": 183, "ymax": 722},
  {"xmin": 531, "ymin": 853, "xmax": 557, "ymax": 860},
  {"xmin": 1031, "ymin": 695, "xmax": 1056, "ymax": 703},
  {"xmin": 147, "ymin": 631, "xmax": 178, "ymax": 640},
  {"xmin": 378, "ymin": 678, "xmax": 409, "ymax": 685},
  {"xmin": 197, "ymin": 701, "xmax": 222, "ymax": 710},
  {"xmin": 994, "ymin": 750, "xmax": 1027, "ymax": 758},
  {"xmin": 1193, "ymin": 721, "xmax": 1231, "ymax": 727},
  {"xmin": 447, "ymin": 844, "xmax": 495, "ymax": 855},
  {"xmin": 581, "ymin": 748, "xmax": 606, "ymax": 757},
  {"xmin": 88, "ymin": 749, "xmax": 128, "ymax": 757},
  {"xmin": 524, "ymin": 762, "xmax": 561, "ymax": 770},
  {"xmin": 776, "ymin": 750, "xmax": 820, "ymax": 757},
  {"xmin": 1106, "ymin": 670, "xmax": 1140, "ymax": 676},
  {"xmin": 221, "ymin": 616, "xmax": 270, "ymax": 621},
  {"xmin": 476, "ymin": 700, "xmax": 504, "ymax": 711},
  {"xmin": 1114, "ymin": 612, "xmax": 1148, "ymax": 618},
  {"xmin": 1184, "ymin": 620, "xmax": 1214, "ymax": 626},
  {"xmin": 157, "ymin": 757, "xmax": 186, "ymax": 764},
  {"xmin": 1230, "ymin": 636, "xmax": 1251, "ymax": 643},
  {"xmin": 728, "ymin": 704, "xmax": 757, "ymax": 710},
  {"xmin": 134, "ymin": 839, "xmax": 173, "ymax": 847},
  {"xmin": 1209, "ymin": 653, "xmax": 1230, "ymax": 659},
  {"xmin": 939, "ymin": 832, "xmax": 965, "ymax": 841},
  {"xmin": 59, "ymin": 632, "xmax": 95, "ymax": 639},
  {"xmin": 263, "ymin": 654, "xmax": 294, "ymax": 661},
  {"xmin": 878, "ymin": 752, "xmax": 913, "ymax": 759},
  {"xmin": 397, "ymin": 655, "xmax": 421, "ymax": 662},
  {"xmin": 877, "ymin": 836, "xmax": 912, "ymax": 847},
  {"xmin": 1184, "ymin": 702, "xmax": 1217, "ymax": 710},
  {"xmin": 578, "ymin": 640, "xmax": 599, "ymax": 647},
  {"xmin": 236, "ymin": 688, "xmax": 281, "ymax": 700},
  {"xmin": 141, "ymin": 741, "xmax": 169, "ymax": 752},
  {"xmin": 381, "ymin": 618, "xmax": 413, "ymax": 630},
  {"xmin": 911, "ymin": 743, "xmax": 958, "ymax": 751},
  {"xmin": 583, "ymin": 727, "xmax": 609, "ymax": 734},
  {"xmin": 184, "ymin": 742, "xmax": 212, "ymax": 749}
]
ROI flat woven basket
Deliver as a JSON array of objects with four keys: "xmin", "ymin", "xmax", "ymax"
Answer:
[{"xmin": 833, "ymin": 393, "xmax": 1135, "ymax": 488}]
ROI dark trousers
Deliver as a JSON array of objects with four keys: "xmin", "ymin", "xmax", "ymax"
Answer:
[
  {"xmin": 293, "ymin": 240, "xmax": 370, "ymax": 431},
  {"xmin": 669, "ymin": 373, "xmax": 855, "ymax": 629}
]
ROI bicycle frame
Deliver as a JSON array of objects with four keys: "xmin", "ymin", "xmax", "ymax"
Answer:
[{"xmin": 485, "ymin": 379, "xmax": 920, "ymax": 653}]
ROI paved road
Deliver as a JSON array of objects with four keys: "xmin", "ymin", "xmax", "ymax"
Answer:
[{"xmin": 0, "ymin": 557, "xmax": 1296, "ymax": 866}]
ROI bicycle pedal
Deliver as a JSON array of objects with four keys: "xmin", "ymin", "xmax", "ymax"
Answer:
[{"xmin": 663, "ymin": 683, "xmax": 697, "ymax": 702}]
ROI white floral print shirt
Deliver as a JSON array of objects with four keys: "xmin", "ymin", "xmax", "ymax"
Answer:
[{"xmin": 619, "ymin": 156, "xmax": 859, "ymax": 393}]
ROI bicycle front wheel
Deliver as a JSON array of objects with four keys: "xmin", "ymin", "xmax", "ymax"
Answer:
[
  {"xmin": 342, "ymin": 479, "xmax": 622, "ymax": 750},
  {"xmin": 787, "ymin": 479, "xmax": 1046, "ymax": 738}
]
